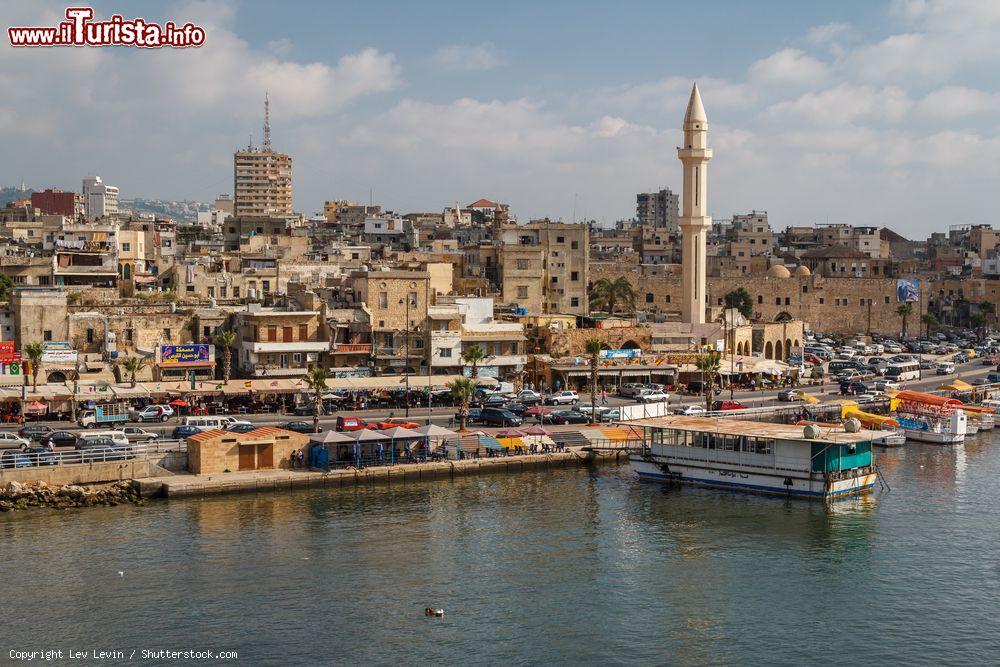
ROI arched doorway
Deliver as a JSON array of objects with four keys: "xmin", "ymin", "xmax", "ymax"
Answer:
[
  {"xmin": 775, "ymin": 340, "xmax": 783, "ymax": 360},
  {"xmin": 621, "ymin": 340, "xmax": 640, "ymax": 349},
  {"xmin": 775, "ymin": 311, "xmax": 793, "ymax": 323},
  {"xmin": 46, "ymin": 371, "xmax": 67, "ymax": 383},
  {"xmin": 765, "ymin": 341, "xmax": 773, "ymax": 359},
  {"xmin": 786, "ymin": 339, "xmax": 792, "ymax": 357},
  {"xmin": 123, "ymin": 263, "xmax": 133, "ymax": 280}
]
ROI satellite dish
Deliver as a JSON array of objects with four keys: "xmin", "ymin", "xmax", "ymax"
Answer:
[{"xmin": 803, "ymin": 424, "xmax": 822, "ymax": 439}]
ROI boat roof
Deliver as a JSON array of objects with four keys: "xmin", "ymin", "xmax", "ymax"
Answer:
[{"xmin": 630, "ymin": 415, "xmax": 877, "ymax": 444}]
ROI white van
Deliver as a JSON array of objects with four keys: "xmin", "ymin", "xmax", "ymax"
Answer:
[
  {"xmin": 78, "ymin": 431, "xmax": 130, "ymax": 447},
  {"xmin": 181, "ymin": 416, "xmax": 228, "ymax": 432}
]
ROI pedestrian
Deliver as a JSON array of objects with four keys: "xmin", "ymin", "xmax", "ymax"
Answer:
[
  {"xmin": 297, "ymin": 449, "xmax": 304, "ymax": 468},
  {"xmin": 601, "ymin": 388, "xmax": 607, "ymax": 404}
]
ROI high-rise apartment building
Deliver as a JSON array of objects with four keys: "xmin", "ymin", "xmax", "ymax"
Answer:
[
  {"xmin": 636, "ymin": 187, "xmax": 679, "ymax": 231},
  {"xmin": 233, "ymin": 95, "xmax": 292, "ymax": 217},
  {"xmin": 82, "ymin": 176, "xmax": 119, "ymax": 220}
]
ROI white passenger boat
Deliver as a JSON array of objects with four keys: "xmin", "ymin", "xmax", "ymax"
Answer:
[
  {"xmin": 892, "ymin": 390, "xmax": 967, "ymax": 445},
  {"xmin": 628, "ymin": 416, "xmax": 878, "ymax": 500}
]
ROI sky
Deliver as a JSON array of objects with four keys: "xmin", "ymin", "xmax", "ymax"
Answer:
[{"xmin": 2, "ymin": 0, "xmax": 1000, "ymax": 236}]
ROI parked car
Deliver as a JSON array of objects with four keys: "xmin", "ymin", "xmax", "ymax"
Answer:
[
  {"xmin": 0, "ymin": 450, "xmax": 33, "ymax": 469},
  {"xmin": 226, "ymin": 422, "xmax": 257, "ymax": 433},
  {"xmin": 516, "ymin": 390, "xmax": 542, "ymax": 405},
  {"xmin": 171, "ymin": 425, "xmax": 202, "ymax": 439},
  {"xmin": 479, "ymin": 408, "xmax": 522, "ymax": 427},
  {"xmin": 462, "ymin": 407, "xmax": 483, "ymax": 424},
  {"xmin": 972, "ymin": 378, "xmax": 991, "ymax": 387},
  {"xmin": 482, "ymin": 394, "xmax": 509, "ymax": 408},
  {"xmin": 802, "ymin": 353, "xmax": 823, "ymax": 365},
  {"xmin": 544, "ymin": 391, "xmax": 579, "ymax": 406},
  {"xmin": 18, "ymin": 424, "xmax": 53, "ymax": 442},
  {"xmin": 336, "ymin": 416, "xmax": 372, "ymax": 432},
  {"xmin": 576, "ymin": 403, "xmax": 611, "ymax": 420},
  {"xmin": 674, "ymin": 404, "xmax": 707, "ymax": 415},
  {"xmin": 637, "ymin": 390, "xmax": 670, "ymax": 403},
  {"xmin": 711, "ymin": 400, "xmax": 747, "ymax": 411},
  {"xmin": 40, "ymin": 430, "xmax": 78, "ymax": 448},
  {"xmin": 21, "ymin": 446, "xmax": 59, "ymax": 466},
  {"xmin": 619, "ymin": 383, "xmax": 649, "ymax": 398},
  {"xmin": 0, "ymin": 432, "xmax": 31, "ymax": 449},
  {"xmin": 279, "ymin": 421, "xmax": 318, "ymax": 434},
  {"xmin": 685, "ymin": 380, "xmax": 707, "ymax": 395},
  {"xmin": 549, "ymin": 410, "xmax": 589, "ymax": 425},
  {"xmin": 840, "ymin": 381, "xmax": 871, "ymax": 395},
  {"xmin": 501, "ymin": 402, "xmax": 527, "ymax": 416},
  {"xmin": 116, "ymin": 426, "xmax": 158, "ymax": 443},
  {"xmin": 952, "ymin": 353, "xmax": 970, "ymax": 364},
  {"xmin": 77, "ymin": 437, "xmax": 133, "ymax": 463},
  {"xmin": 919, "ymin": 359, "xmax": 936, "ymax": 370},
  {"xmin": 777, "ymin": 388, "xmax": 802, "ymax": 402},
  {"xmin": 936, "ymin": 363, "xmax": 956, "ymax": 375},
  {"xmin": 375, "ymin": 418, "xmax": 421, "ymax": 430},
  {"xmin": 874, "ymin": 380, "xmax": 900, "ymax": 392},
  {"xmin": 135, "ymin": 404, "xmax": 174, "ymax": 422}
]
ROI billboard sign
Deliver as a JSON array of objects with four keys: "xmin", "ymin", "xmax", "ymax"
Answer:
[
  {"xmin": 897, "ymin": 279, "xmax": 919, "ymax": 303},
  {"xmin": 600, "ymin": 348, "xmax": 642, "ymax": 359},
  {"xmin": 0, "ymin": 342, "xmax": 17, "ymax": 363},
  {"xmin": 160, "ymin": 344, "xmax": 213, "ymax": 365}
]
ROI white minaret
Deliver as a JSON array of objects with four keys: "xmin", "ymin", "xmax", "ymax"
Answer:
[{"xmin": 678, "ymin": 83, "xmax": 712, "ymax": 324}]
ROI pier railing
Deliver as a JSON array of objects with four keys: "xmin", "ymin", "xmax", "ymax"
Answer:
[{"xmin": 2, "ymin": 439, "xmax": 185, "ymax": 470}]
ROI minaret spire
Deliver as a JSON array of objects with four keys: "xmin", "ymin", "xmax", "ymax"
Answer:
[
  {"xmin": 263, "ymin": 91, "xmax": 271, "ymax": 152},
  {"xmin": 677, "ymin": 82, "xmax": 713, "ymax": 324}
]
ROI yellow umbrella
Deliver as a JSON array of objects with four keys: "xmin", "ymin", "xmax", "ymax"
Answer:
[{"xmin": 794, "ymin": 390, "xmax": 820, "ymax": 404}]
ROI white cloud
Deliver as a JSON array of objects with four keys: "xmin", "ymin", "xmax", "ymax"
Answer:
[
  {"xmin": 918, "ymin": 86, "xmax": 1000, "ymax": 118},
  {"xmin": 431, "ymin": 43, "xmax": 503, "ymax": 72},
  {"xmin": 805, "ymin": 22, "xmax": 858, "ymax": 46},
  {"xmin": 748, "ymin": 48, "xmax": 829, "ymax": 86},
  {"xmin": 762, "ymin": 84, "xmax": 912, "ymax": 126}
]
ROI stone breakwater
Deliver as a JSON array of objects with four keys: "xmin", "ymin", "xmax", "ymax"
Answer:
[{"xmin": 0, "ymin": 480, "xmax": 141, "ymax": 511}]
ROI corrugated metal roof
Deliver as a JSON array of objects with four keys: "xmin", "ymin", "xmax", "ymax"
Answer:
[{"xmin": 629, "ymin": 415, "xmax": 875, "ymax": 443}]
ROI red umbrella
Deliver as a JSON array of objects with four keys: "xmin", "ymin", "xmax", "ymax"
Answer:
[
  {"xmin": 495, "ymin": 427, "xmax": 526, "ymax": 439},
  {"xmin": 524, "ymin": 405, "xmax": 551, "ymax": 417},
  {"xmin": 523, "ymin": 424, "xmax": 551, "ymax": 436},
  {"xmin": 169, "ymin": 399, "xmax": 190, "ymax": 407}
]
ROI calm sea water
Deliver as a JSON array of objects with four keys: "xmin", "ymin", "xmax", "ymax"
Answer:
[{"xmin": 3, "ymin": 436, "xmax": 1000, "ymax": 665}]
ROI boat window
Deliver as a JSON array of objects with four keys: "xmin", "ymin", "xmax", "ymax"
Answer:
[{"xmin": 723, "ymin": 435, "xmax": 735, "ymax": 451}]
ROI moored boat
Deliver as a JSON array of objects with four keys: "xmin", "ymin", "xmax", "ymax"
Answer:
[
  {"xmin": 628, "ymin": 416, "xmax": 878, "ymax": 501},
  {"xmin": 892, "ymin": 390, "xmax": 966, "ymax": 445}
]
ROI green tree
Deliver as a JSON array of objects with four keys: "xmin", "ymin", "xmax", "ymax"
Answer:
[
  {"xmin": 588, "ymin": 277, "xmax": 636, "ymax": 315},
  {"xmin": 214, "ymin": 329, "xmax": 236, "ymax": 382},
  {"xmin": 723, "ymin": 287, "xmax": 754, "ymax": 320},
  {"xmin": 920, "ymin": 313, "xmax": 940, "ymax": 338},
  {"xmin": 119, "ymin": 356, "xmax": 146, "ymax": 388},
  {"xmin": 896, "ymin": 303, "xmax": 913, "ymax": 339},
  {"xmin": 0, "ymin": 274, "xmax": 13, "ymax": 301},
  {"xmin": 978, "ymin": 301, "xmax": 995, "ymax": 338},
  {"xmin": 302, "ymin": 366, "xmax": 329, "ymax": 434},
  {"xmin": 584, "ymin": 337, "xmax": 603, "ymax": 425},
  {"xmin": 695, "ymin": 352, "xmax": 721, "ymax": 412},
  {"xmin": 462, "ymin": 344, "xmax": 486, "ymax": 378},
  {"xmin": 448, "ymin": 377, "xmax": 478, "ymax": 433},
  {"xmin": 23, "ymin": 342, "xmax": 44, "ymax": 391}
]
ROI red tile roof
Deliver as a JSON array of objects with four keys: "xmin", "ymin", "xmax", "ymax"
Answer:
[
  {"xmin": 186, "ymin": 428, "xmax": 228, "ymax": 442},
  {"xmin": 468, "ymin": 199, "xmax": 497, "ymax": 208}
]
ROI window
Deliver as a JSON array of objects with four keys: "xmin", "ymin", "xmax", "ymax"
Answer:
[
  {"xmin": 408, "ymin": 292, "xmax": 418, "ymax": 307},
  {"xmin": 556, "ymin": 236, "xmax": 565, "ymax": 243},
  {"xmin": 785, "ymin": 297, "xmax": 790, "ymax": 305},
  {"xmin": 207, "ymin": 287, "xmax": 215, "ymax": 297},
  {"xmin": 292, "ymin": 353, "xmax": 302, "ymax": 364},
  {"xmin": 802, "ymin": 285, "xmax": 808, "ymax": 293},
  {"xmin": 819, "ymin": 298, "xmax": 825, "ymax": 305},
  {"xmin": 43, "ymin": 330, "xmax": 52, "ymax": 342},
  {"xmin": 775, "ymin": 297, "xmax": 781, "ymax": 305},
  {"xmin": 203, "ymin": 326, "xmax": 211, "ymax": 337},
  {"xmin": 220, "ymin": 287, "xmax": 227, "ymax": 298},
  {"xmin": 860, "ymin": 299, "xmax": 865, "ymax": 306},
  {"xmin": 646, "ymin": 293, "xmax": 654, "ymax": 303},
  {"xmin": 233, "ymin": 287, "xmax": 240, "ymax": 298},
  {"xmin": 267, "ymin": 326, "xmax": 277, "ymax": 342},
  {"xmin": 757, "ymin": 295, "xmax": 763, "ymax": 304},
  {"xmin": 379, "ymin": 292, "xmax": 388, "ymax": 309},
  {"xmin": 665, "ymin": 295, "xmax": 671, "ymax": 303},
  {"xmin": 517, "ymin": 286, "xmax": 528, "ymax": 298},
  {"xmin": 516, "ymin": 259, "xmax": 529, "ymax": 270},
  {"xmin": 162, "ymin": 328, "xmax": 171, "ymax": 340},
  {"xmin": 571, "ymin": 271, "xmax": 579, "ymax": 281},
  {"xmin": 299, "ymin": 324, "xmax": 308, "ymax": 341},
  {"xmin": 885, "ymin": 296, "xmax": 890, "ymax": 304},
  {"xmin": 571, "ymin": 241, "xmax": 579, "ymax": 250},
  {"xmin": 282, "ymin": 327, "xmax": 293, "ymax": 342},
  {"xmin": 186, "ymin": 285, "xmax": 195, "ymax": 293},
  {"xmin": 439, "ymin": 348, "xmax": 452, "ymax": 358},
  {"xmin": 571, "ymin": 297, "xmax": 580, "ymax": 307},
  {"xmin": 124, "ymin": 328, "xmax": 133, "ymax": 342},
  {"xmin": 122, "ymin": 242, "xmax": 130, "ymax": 251},
  {"xmin": 86, "ymin": 328, "xmax": 94, "ymax": 343},
  {"xmin": 262, "ymin": 280, "xmax": 270, "ymax": 292}
]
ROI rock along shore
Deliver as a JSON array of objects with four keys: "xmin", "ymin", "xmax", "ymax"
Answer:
[{"xmin": 0, "ymin": 480, "xmax": 141, "ymax": 512}]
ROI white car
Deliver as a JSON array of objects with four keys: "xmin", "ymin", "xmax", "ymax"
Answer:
[
  {"xmin": 516, "ymin": 389, "xmax": 542, "ymax": 404},
  {"xmin": 674, "ymin": 404, "xmax": 707, "ymax": 415},
  {"xmin": 0, "ymin": 432, "xmax": 31, "ymax": 448},
  {"xmin": 836, "ymin": 347, "xmax": 857, "ymax": 358},
  {"xmin": 115, "ymin": 426, "xmax": 158, "ymax": 443},
  {"xmin": 544, "ymin": 391, "xmax": 579, "ymax": 406},
  {"xmin": 135, "ymin": 404, "xmax": 175, "ymax": 422},
  {"xmin": 637, "ymin": 391, "xmax": 670, "ymax": 403}
]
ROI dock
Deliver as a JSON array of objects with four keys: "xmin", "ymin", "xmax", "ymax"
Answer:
[{"xmin": 135, "ymin": 451, "xmax": 599, "ymax": 499}]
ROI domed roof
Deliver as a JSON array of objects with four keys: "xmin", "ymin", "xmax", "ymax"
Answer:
[
  {"xmin": 766, "ymin": 264, "xmax": 791, "ymax": 278},
  {"xmin": 793, "ymin": 264, "xmax": 811, "ymax": 276}
]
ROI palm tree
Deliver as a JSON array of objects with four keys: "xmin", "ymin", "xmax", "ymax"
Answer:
[
  {"xmin": 462, "ymin": 344, "xmax": 486, "ymax": 378},
  {"xmin": 588, "ymin": 277, "xmax": 636, "ymax": 315},
  {"xmin": 23, "ymin": 342, "xmax": 43, "ymax": 391},
  {"xmin": 302, "ymin": 366, "xmax": 329, "ymax": 434},
  {"xmin": 695, "ymin": 352, "xmax": 721, "ymax": 412},
  {"xmin": 448, "ymin": 377, "xmax": 477, "ymax": 433},
  {"xmin": 584, "ymin": 337, "xmax": 603, "ymax": 425},
  {"xmin": 214, "ymin": 329, "xmax": 236, "ymax": 382},
  {"xmin": 920, "ymin": 313, "xmax": 940, "ymax": 338},
  {"xmin": 971, "ymin": 314, "xmax": 988, "ymax": 341},
  {"xmin": 119, "ymin": 356, "xmax": 146, "ymax": 388},
  {"xmin": 896, "ymin": 303, "xmax": 913, "ymax": 339}
]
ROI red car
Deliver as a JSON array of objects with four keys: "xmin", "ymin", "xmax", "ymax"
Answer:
[
  {"xmin": 375, "ymin": 418, "xmax": 420, "ymax": 430},
  {"xmin": 336, "ymin": 416, "xmax": 378, "ymax": 432},
  {"xmin": 803, "ymin": 353, "xmax": 823, "ymax": 365},
  {"xmin": 711, "ymin": 400, "xmax": 747, "ymax": 411}
]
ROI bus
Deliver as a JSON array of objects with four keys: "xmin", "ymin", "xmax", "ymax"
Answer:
[{"xmin": 884, "ymin": 361, "xmax": 920, "ymax": 382}]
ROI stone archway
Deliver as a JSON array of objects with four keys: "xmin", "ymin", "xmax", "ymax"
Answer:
[
  {"xmin": 621, "ymin": 340, "xmax": 640, "ymax": 349},
  {"xmin": 46, "ymin": 371, "xmax": 67, "ymax": 383},
  {"xmin": 775, "ymin": 340, "xmax": 783, "ymax": 360},
  {"xmin": 765, "ymin": 341, "xmax": 773, "ymax": 359},
  {"xmin": 775, "ymin": 311, "xmax": 793, "ymax": 323},
  {"xmin": 123, "ymin": 263, "xmax": 133, "ymax": 280},
  {"xmin": 786, "ymin": 338, "xmax": 792, "ymax": 357}
]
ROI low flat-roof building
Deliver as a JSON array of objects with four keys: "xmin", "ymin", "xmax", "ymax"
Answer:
[{"xmin": 186, "ymin": 426, "xmax": 308, "ymax": 474}]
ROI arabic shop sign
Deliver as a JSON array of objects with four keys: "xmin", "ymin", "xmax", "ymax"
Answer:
[{"xmin": 159, "ymin": 344, "xmax": 214, "ymax": 365}]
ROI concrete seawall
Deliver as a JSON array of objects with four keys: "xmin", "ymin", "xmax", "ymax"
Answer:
[
  {"xmin": 1, "ymin": 460, "xmax": 151, "ymax": 487},
  {"xmin": 140, "ymin": 451, "xmax": 601, "ymax": 499}
]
